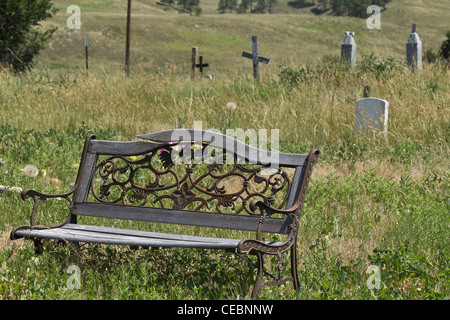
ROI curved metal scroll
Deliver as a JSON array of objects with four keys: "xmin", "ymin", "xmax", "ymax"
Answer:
[{"xmin": 90, "ymin": 142, "xmax": 292, "ymax": 215}]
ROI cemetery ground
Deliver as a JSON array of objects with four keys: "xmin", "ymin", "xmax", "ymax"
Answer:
[
  {"xmin": 0, "ymin": 59, "xmax": 448, "ymax": 300},
  {"xmin": 0, "ymin": 0, "xmax": 449, "ymax": 300}
]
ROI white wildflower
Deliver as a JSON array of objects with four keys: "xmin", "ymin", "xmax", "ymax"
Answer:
[
  {"xmin": 8, "ymin": 186, "xmax": 23, "ymax": 193},
  {"xmin": 23, "ymin": 165, "xmax": 39, "ymax": 177},
  {"xmin": 226, "ymin": 102, "xmax": 237, "ymax": 110}
]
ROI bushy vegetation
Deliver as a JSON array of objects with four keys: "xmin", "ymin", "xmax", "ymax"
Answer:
[{"xmin": 0, "ymin": 0, "xmax": 57, "ymax": 72}]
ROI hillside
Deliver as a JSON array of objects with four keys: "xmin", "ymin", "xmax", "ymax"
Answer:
[{"xmin": 36, "ymin": 0, "xmax": 450, "ymax": 75}]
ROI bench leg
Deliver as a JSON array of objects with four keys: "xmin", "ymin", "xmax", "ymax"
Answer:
[
  {"xmin": 250, "ymin": 246, "xmax": 300, "ymax": 299},
  {"xmin": 290, "ymin": 241, "xmax": 300, "ymax": 291},
  {"xmin": 33, "ymin": 238, "xmax": 43, "ymax": 255},
  {"xmin": 251, "ymin": 252, "xmax": 265, "ymax": 299}
]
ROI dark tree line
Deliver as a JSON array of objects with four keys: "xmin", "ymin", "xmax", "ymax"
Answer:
[
  {"xmin": 160, "ymin": 0, "xmax": 201, "ymax": 13},
  {"xmin": 316, "ymin": 0, "xmax": 391, "ymax": 17},
  {"xmin": 218, "ymin": 0, "xmax": 279, "ymax": 14}
]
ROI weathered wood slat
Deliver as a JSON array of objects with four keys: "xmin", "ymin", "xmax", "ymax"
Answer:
[
  {"xmin": 137, "ymin": 129, "xmax": 307, "ymax": 167},
  {"xmin": 286, "ymin": 164, "xmax": 306, "ymax": 208},
  {"xmin": 63, "ymin": 224, "xmax": 241, "ymax": 244},
  {"xmin": 12, "ymin": 224, "xmax": 261, "ymax": 249},
  {"xmin": 72, "ymin": 151, "xmax": 98, "ymax": 204},
  {"xmin": 73, "ymin": 202, "xmax": 291, "ymax": 234},
  {"xmin": 89, "ymin": 140, "xmax": 164, "ymax": 156}
]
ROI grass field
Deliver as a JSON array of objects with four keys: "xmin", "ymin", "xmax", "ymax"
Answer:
[{"xmin": 0, "ymin": 0, "xmax": 449, "ymax": 300}]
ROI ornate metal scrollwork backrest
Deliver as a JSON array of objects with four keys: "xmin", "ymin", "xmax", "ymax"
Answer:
[{"xmin": 88, "ymin": 142, "xmax": 294, "ymax": 216}]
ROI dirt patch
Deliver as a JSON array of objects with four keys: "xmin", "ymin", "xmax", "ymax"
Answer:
[{"xmin": 1, "ymin": 226, "xmax": 25, "ymax": 252}]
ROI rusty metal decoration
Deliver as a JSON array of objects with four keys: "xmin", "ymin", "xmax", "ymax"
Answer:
[{"xmin": 90, "ymin": 142, "xmax": 292, "ymax": 216}]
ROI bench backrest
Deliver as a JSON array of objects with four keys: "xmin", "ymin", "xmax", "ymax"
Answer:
[{"xmin": 70, "ymin": 130, "xmax": 319, "ymax": 235}]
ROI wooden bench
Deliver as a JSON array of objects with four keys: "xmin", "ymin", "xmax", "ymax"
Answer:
[{"xmin": 10, "ymin": 129, "xmax": 320, "ymax": 299}]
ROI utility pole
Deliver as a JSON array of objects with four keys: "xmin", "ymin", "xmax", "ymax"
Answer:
[{"xmin": 125, "ymin": 0, "xmax": 132, "ymax": 77}]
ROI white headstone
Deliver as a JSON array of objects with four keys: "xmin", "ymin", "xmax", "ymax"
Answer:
[
  {"xmin": 355, "ymin": 98, "xmax": 389, "ymax": 135},
  {"xmin": 406, "ymin": 23, "xmax": 422, "ymax": 70},
  {"xmin": 341, "ymin": 31, "xmax": 356, "ymax": 67}
]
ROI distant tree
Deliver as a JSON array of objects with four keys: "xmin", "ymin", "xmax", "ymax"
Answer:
[
  {"xmin": 178, "ymin": 0, "xmax": 188, "ymax": 11},
  {"xmin": 329, "ymin": 0, "xmax": 390, "ymax": 17},
  {"xmin": 439, "ymin": 31, "xmax": 450, "ymax": 61},
  {"xmin": 330, "ymin": 0, "xmax": 347, "ymax": 16},
  {"xmin": 217, "ymin": 0, "xmax": 227, "ymax": 13},
  {"xmin": 254, "ymin": 0, "xmax": 267, "ymax": 13},
  {"xmin": 161, "ymin": 0, "xmax": 175, "ymax": 6},
  {"xmin": 217, "ymin": 0, "xmax": 238, "ymax": 13},
  {"xmin": 249, "ymin": 0, "xmax": 257, "ymax": 12},
  {"xmin": 189, "ymin": 0, "xmax": 200, "ymax": 13},
  {"xmin": 194, "ymin": 6, "xmax": 202, "ymax": 16},
  {"xmin": 228, "ymin": 0, "xmax": 239, "ymax": 13},
  {"xmin": 372, "ymin": 0, "xmax": 391, "ymax": 10},
  {"xmin": 267, "ymin": 0, "xmax": 278, "ymax": 13},
  {"xmin": 237, "ymin": 0, "xmax": 250, "ymax": 13},
  {"xmin": 317, "ymin": 0, "xmax": 330, "ymax": 11},
  {"xmin": 0, "ymin": 0, "xmax": 57, "ymax": 72},
  {"xmin": 178, "ymin": 0, "xmax": 200, "ymax": 13},
  {"xmin": 222, "ymin": 0, "xmax": 277, "ymax": 14}
]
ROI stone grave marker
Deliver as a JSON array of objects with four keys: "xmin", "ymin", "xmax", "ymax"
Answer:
[
  {"xmin": 406, "ymin": 23, "xmax": 422, "ymax": 70},
  {"xmin": 341, "ymin": 31, "xmax": 356, "ymax": 67},
  {"xmin": 355, "ymin": 97, "xmax": 389, "ymax": 136}
]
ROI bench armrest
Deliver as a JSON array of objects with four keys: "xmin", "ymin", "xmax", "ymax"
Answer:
[
  {"xmin": 250, "ymin": 199, "xmax": 300, "ymax": 217},
  {"xmin": 21, "ymin": 188, "xmax": 75, "ymax": 201},
  {"xmin": 238, "ymin": 200, "xmax": 300, "ymax": 255},
  {"xmin": 20, "ymin": 187, "xmax": 77, "ymax": 227}
]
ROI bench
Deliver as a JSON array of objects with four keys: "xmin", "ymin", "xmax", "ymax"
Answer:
[{"xmin": 10, "ymin": 129, "xmax": 320, "ymax": 299}]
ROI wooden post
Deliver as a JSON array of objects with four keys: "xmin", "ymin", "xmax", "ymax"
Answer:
[
  {"xmin": 364, "ymin": 85, "xmax": 371, "ymax": 97},
  {"xmin": 191, "ymin": 47, "xmax": 198, "ymax": 79},
  {"xmin": 252, "ymin": 36, "xmax": 259, "ymax": 82},
  {"xmin": 85, "ymin": 35, "xmax": 88, "ymax": 71},
  {"xmin": 125, "ymin": 0, "xmax": 132, "ymax": 77}
]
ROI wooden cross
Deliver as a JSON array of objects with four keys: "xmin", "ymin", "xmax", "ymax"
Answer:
[
  {"xmin": 195, "ymin": 56, "xmax": 209, "ymax": 75},
  {"xmin": 242, "ymin": 36, "xmax": 271, "ymax": 82}
]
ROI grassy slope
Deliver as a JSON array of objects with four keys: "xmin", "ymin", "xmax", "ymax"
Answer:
[{"xmin": 36, "ymin": 0, "xmax": 450, "ymax": 74}]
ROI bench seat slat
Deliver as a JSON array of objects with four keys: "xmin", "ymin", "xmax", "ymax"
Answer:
[
  {"xmin": 63, "ymin": 224, "xmax": 237, "ymax": 243},
  {"xmin": 73, "ymin": 202, "xmax": 291, "ymax": 234},
  {"xmin": 13, "ymin": 224, "xmax": 281, "ymax": 249}
]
